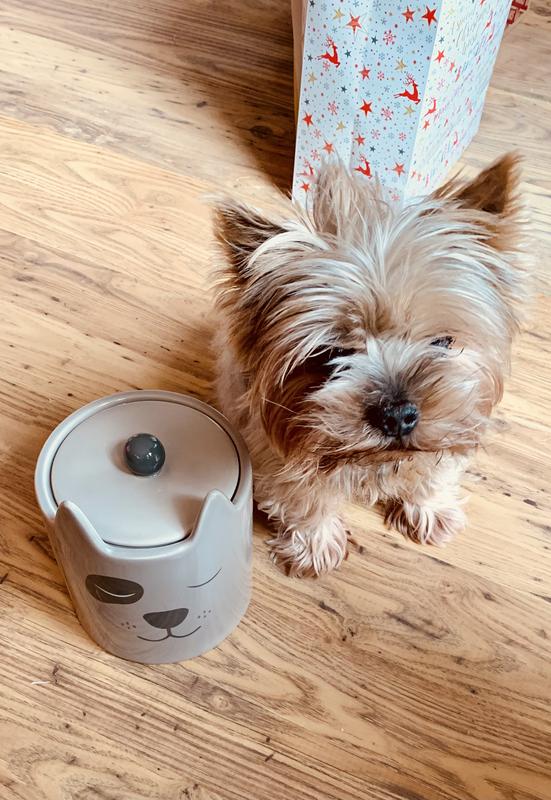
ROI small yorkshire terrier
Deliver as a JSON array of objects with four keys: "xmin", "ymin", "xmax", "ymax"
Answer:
[{"xmin": 214, "ymin": 156, "xmax": 527, "ymax": 577}]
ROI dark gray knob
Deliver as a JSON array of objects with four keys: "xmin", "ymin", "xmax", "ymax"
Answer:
[{"xmin": 124, "ymin": 433, "xmax": 165, "ymax": 476}]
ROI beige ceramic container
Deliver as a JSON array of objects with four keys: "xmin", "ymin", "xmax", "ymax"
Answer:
[{"xmin": 35, "ymin": 390, "xmax": 253, "ymax": 664}]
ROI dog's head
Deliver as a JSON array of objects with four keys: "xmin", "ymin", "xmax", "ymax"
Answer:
[{"xmin": 215, "ymin": 156, "xmax": 527, "ymax": 471}]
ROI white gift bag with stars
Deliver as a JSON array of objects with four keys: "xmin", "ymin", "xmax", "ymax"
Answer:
[{"xmin": 292, "ymin": 0, "xmax": 511, "ymax": 202}]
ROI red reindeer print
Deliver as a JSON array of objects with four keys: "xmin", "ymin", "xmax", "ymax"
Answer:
[
  {"xmin": 394, "ymin": 74, "xmax": 420, "ymax": 104},
  {"xmin": 452, "ymin": 131, "xmax": 459, "ymax": 146},
  {"xmin": 318, "ymin": 37, "xmax": 340, "ymax": 67},
  {"xmin": 300, "ymin": 160, "xmax": 315, "ymax": 178},
  {"xmin": 485, "ymin": 11, "xmax": 495, "ymax": 40},
  {"xmin": 354, "ymin": 156, "xmax": 372, "ymax": 177},
  {"xmin": 424, "ymin": 98, "xmax": 437, "ymax": 117}
]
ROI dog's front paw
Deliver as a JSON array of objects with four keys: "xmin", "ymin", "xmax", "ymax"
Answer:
[
  {"xmin": 385, "ymin": 500, "xmax": 465, "ymax": 545},
  {"xmin": 268, "ymin": 518, "xmax": 348, "ymax": 577}
]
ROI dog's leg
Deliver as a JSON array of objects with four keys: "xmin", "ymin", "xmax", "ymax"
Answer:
[
  {"xmin": 383, "ymin": 454, "xmax": 468, "ymax": 545},
  {"xmin": 256, "ymin": 470, "xmax": 348, "ymax": 577}
]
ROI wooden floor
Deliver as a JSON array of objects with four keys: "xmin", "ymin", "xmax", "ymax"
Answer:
[{"xmin": 0, "ymin": 1, "xmax": 550, "ymax": 798}]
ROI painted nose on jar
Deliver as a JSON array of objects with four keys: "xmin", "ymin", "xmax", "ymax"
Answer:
[{"xmin": 143, "ymin": 608, "xmax": 189, "ymax": 629}]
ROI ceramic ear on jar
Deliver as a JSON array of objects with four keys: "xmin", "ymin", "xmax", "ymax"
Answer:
[{"xmin": 35, "ymin": 391, "xmax": 253, "ymax": 664}]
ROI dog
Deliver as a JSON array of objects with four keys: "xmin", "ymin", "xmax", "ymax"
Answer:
[{"xmin": 213, "ymin": 155, "xmax": 527, "ymax": 577}]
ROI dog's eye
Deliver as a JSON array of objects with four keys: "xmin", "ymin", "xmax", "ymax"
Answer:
[
  {"xmin": 303, "ymin": 347, "xmax": 355, "ymax": 371},
  {"xmin": 328, "ymin": 347, "xmax": 356, "ymax": 363},
  {"xmin": 431, "ymin": 336, "xmax": 455, "ymax": 349}
]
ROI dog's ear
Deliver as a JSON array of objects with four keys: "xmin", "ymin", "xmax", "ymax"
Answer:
[
  {"xmin": 311, "ymin": 161, "xmax": 375, "ymax": 238},
  {"xmin": 436, "ymin": 154, "xmax": 528, "ymax": 331},
  {"xmin": 436, "ymin": 154, "xmax": 522, "ymax": 240},
  {"xmin": 214, "ymin": 200, "xmax": 285, "ymax": 285}
]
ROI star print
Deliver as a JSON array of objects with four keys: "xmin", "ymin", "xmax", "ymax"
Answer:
[
  {"xmin": 336, "ymin": 121, "xmax": 346, "ymax": 132},
  {"xmin": 449, "ymin": 60, "xmax": 455, "ymax": 72},
  {"xmin": 423, "ymin": 119, "xmax": 430, "ymax": 129},
  {"xmin": 301, "ymin": 182, "xmax": 310, "ymax": 192},
  {"xmin": 395, "ymin": 59, "xmax": 406, "ymax": 71},
  {"xmin": 422, "ymin": 6, "xmax": 437, "ymax": 25},
  {"xmin": 370, "ymin": 145, "xmax": 376, "ymax": 152},
  {"xmin": 393, "ymin": 163, "xmax": 405, "ymax": 176},
  {"xmin": 303, "ymin": 113, "xmax": 313, "ymax": 126},
  {"xmin": 435, "ymin": 50, "xmax": 445, "ymax": 62},
  {"xmin": 404, "ymin": 105, "xmax": 415, "ymax": 116},
  {"xmin": 360, "ymin": 67, "xmax": 370, "ymax": 79},
  {"xmin": 345, "ymin": 50, "xmax": 351, "ymax": 57},
  {"xmin": 307, "ymin": 54, "xmax": 313, "ymax": 62},
  {"xmin": 341, "ymin": 85, "xmax": 348, "ymax": 93},
  {"xmin": 402, "ymin": 6, "xmax": 414, "ymax": 22},
  {"xmin": 309, "ymin": 0, "xmax": 314, "ymax": 7},
  {"xmin": 398, "ymin": 148, "xmax": 404, "ymax": 155},
  {"xmin": 307, "ymin": 72, "xmax": 317, "ymax": 84},
  {"xmin": 323, "ymin": 141, "xmax": 334, "ymax": 154},
  {"xmin": 355, "ymin": 133, "xmax": 365, "ymax": 145},
  {"xmin": 333, "ymin": 8, "xmax": 344, "ymax": 19},
  {"xmin": 371, "ymin": 36, "xmax": 377, "ymax": 44},
  {"xmin": 346, "ymin": 14, "xmax": 362, "ymax": 33},
  {"xmin": 360, "ymin": 100, "xmax": 373, "ymax": 115}
]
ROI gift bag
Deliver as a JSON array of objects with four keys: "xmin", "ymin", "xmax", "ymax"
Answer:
[
  {"xmin": 292, "ymin": 0, "xmax": 512, "ymax": 202},
  {"xmin": 507, "ymin": 0, "xmax": 530, "ymax": 26}
]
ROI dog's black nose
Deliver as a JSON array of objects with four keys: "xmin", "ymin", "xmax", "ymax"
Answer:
[
  {"xmin": 369, "ymin": 401, "xmax": 419, "ymax": 438},
  {"xmin": 143, "ymin": 608, "xmax": 189, "ymax": 629}
]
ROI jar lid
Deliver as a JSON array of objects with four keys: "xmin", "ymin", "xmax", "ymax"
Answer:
[{"xmin": 50, "ymin": 397, "xmax": 240, "ymax": 548}]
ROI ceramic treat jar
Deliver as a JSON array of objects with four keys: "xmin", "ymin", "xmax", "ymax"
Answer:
[{"xmin": 35, "ymin": 390, "xmax": 253, "ymax": 664}]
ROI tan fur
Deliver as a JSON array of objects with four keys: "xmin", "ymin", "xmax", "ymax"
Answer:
[{"xmin": 213, "ymin": 156, "xmax": 528, "ymax": 577}]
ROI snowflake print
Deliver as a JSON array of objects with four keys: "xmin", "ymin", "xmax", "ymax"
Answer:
[
  {"xmin": 377, "ymin": 70, "xmax": 385, "ymax": 80},
  {"xmin": 313, "ymin": 128, "xmax": 322, "ymax": 140},
  {"xmin": 381, "ymin": 107, "xmax": 393, "ymax": 120},
  {"xmin": 311, "ymin": 149, "xmax": 320, "ymax": 161},
  {"xmin": 383, "ymin": 30, "xmax": 396, "ymax": 45},
  {"xmin": 328, "ymin": 101, "xmax": 339, "ymax": 115},
  {"xmin": 371, "ymin": 128, "xmax": 381, "ymax": 140},
  {"xmin": 399, "ymin": 132, "xmax": 407, "ymax": 141}
]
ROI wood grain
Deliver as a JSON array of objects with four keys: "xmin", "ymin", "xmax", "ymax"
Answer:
[{"xmin": 0, "ymin": 1, "xmax": 550, "ymax": 799}]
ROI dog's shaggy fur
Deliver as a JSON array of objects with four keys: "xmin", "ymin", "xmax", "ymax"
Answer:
[{"xmin": 214, "ymin": 156, "xmax": 527, "ymax": 577}]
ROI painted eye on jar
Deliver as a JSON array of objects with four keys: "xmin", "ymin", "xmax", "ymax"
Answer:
[{"xmin": 85, "ymin": 575, "xmax": 144, "ymax": 604}]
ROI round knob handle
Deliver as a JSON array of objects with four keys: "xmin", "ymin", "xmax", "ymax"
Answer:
[{"xmin": 124, "ymin": 433, "xmax": 165, "ymax": 476}]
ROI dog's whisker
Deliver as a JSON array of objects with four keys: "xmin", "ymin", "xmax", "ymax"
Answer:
[{"xmin": 261, "ymin": 397, "xmax": 298, "ymax": 416}]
